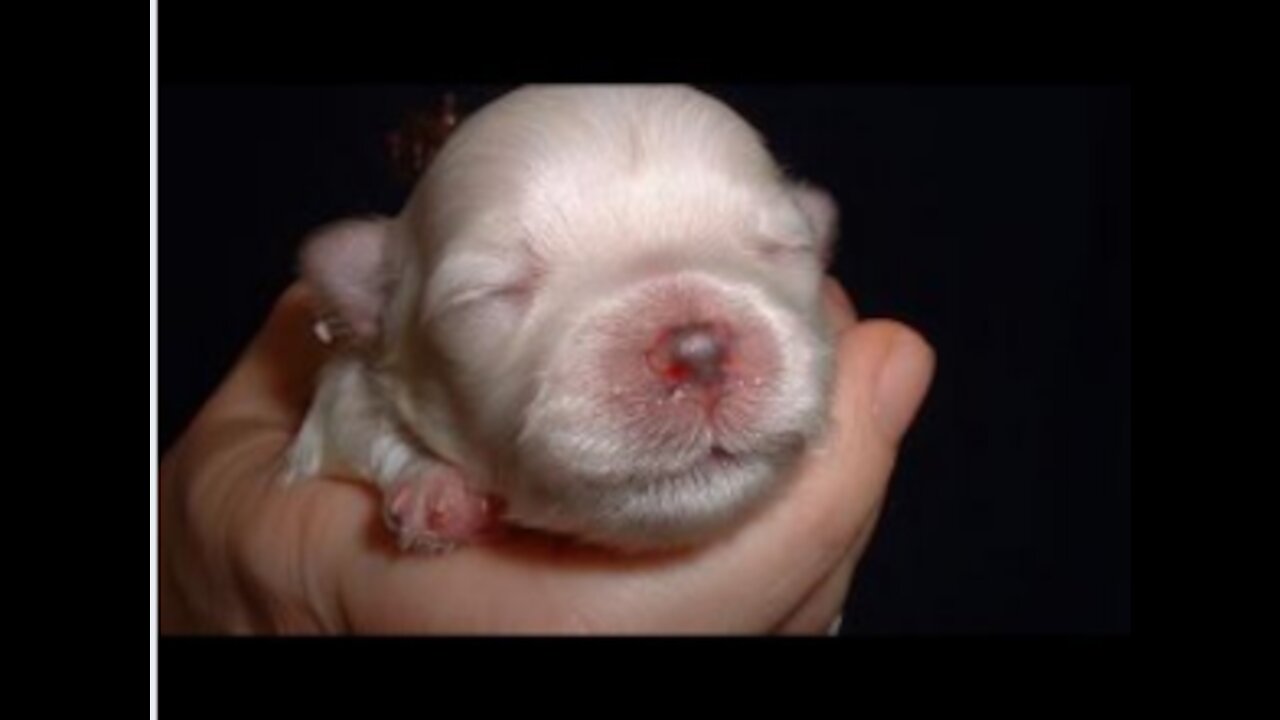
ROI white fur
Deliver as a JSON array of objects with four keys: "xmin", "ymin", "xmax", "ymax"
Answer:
[{"xmin": 286, "ymin": 85, "xmax": 838, "ymax": 549}]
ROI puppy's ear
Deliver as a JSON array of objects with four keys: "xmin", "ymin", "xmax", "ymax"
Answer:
[
  {"xmin": 297, "ymin": 216, "xmax": 394, "ymax": 346},
  {"xmin": 789, "ymin": 182, "xmax": 839, "ymax": 265}
]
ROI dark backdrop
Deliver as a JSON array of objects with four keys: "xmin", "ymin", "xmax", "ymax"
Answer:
[{"xmin": 159, "ymin": 85, "xmax": 1130, "ymax": 634}]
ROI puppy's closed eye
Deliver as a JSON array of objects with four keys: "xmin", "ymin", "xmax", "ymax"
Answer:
[
  {"xmin": 428, "ymin": 253, "xmax": 545, "ymax": 318},
  {"xmin": 752, "ymin": 238, "xmax": 819, "ymax": 261},
  {"xmin": 481, "ymin": 270, "xmax": 544, "ymax": 306}
]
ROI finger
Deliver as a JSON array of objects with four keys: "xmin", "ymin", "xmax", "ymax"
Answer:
[
  {"xmin": 197, "ymin": 282, "xmax": 331, "ymax": 433},
  {"xmin": 162, "ymin": 282, "xmax": 360, "ymax": 631},
  {"xmin": 770, "ymin": 322, "xmax": 935, "ymax": 633},
  {"xmin": 720, "ymin": 320, "xmax": 932, "ymax": 621},
  {"xmin": 772, "ymin": 498, "xmax": 885, "ymax": 635},
  {"xmin": 773, "ymin": 542, "xmax": 859, "ymax": 635}
]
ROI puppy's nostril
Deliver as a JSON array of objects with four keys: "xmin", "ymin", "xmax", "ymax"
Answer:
[
  {"xmin": 671, "ymin": 326, "xmax": 725, "ymax": 379},
  {"xmin": 648, "ymin": 322, "xmax": 731, "ymax": 386}
]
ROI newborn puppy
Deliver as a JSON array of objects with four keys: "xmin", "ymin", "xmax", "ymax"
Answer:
[{"xmin": 285, "ymin": 85, "xmax": 840, "ymax": 552}]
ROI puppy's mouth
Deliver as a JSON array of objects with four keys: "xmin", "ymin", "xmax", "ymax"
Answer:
[
  {"xmin": 656, "ymin": 444, "xmax": 752, "ymax": 483},
  {"xmin": 706, "ymin": 445, "xmax": 739, "ymax": 467},
  {"xmin": 701, "ymin": 443, "xmax": 747, "ymax": 471}
]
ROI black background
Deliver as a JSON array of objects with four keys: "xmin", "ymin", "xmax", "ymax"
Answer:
[{"xmin": 159, "ymin": 84, "xmax": 1130, "ymax": 634}]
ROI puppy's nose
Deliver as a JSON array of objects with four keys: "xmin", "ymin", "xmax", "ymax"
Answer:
[{"xmin": 647, "ymin": 322, "xmax": 732, "ymax": 387}]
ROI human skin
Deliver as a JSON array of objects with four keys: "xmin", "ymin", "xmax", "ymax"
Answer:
[{"xmin": 158, "ymin": 277, "xmax": 934, "ymax": 634}]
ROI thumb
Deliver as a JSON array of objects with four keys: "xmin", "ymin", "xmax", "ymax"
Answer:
[
  {"xmin": 767, "ymin": 316, "xmax": 936, "ymax": 590},
  {"xmin": 857, "ymin": 320, "xmax": 936, "ymax": 450},
  {"xmin": 825, "ymin": 318, "xmax": 935, "ymax": 536},
  {"xmin": 766, "ymin": 317, "xmax": 935, "ymax": 633}
]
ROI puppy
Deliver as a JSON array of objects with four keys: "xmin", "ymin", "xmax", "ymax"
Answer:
[{"xmin": 285, "ymin": 85, "xmax": 840, "ymax": 552}]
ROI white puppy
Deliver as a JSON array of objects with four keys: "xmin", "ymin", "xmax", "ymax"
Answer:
[{"xmin": 285, "ymin": 85, "xmax": 839, "ymax": 552}]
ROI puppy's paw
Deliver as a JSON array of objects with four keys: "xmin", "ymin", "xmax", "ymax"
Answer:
[{"xmin": 381, "ymin": 468, "xmax": 503, "ymax": 553}]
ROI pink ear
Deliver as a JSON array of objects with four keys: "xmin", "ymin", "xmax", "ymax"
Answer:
[
  {"xmin": 298, "ymin": 216, "xmax": 393, "ymax": 345},
  {"xmin": 791, "ymin": 183, "xmax": 839, "ymax": 264}
]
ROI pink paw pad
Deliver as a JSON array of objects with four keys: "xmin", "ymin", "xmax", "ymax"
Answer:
[{"xmin": 382, "ymin": 471, "xmax": 503, "ymax": 553}]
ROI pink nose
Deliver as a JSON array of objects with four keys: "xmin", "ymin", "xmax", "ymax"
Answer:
[{"xmin": 646, "ymin": 322, "xmax": 732, "ymax": 387}]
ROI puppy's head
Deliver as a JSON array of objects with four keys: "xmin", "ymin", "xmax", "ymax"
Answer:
[{"xmin": 303, "ymin": 86, "xmax": 839, "ymax": 548}]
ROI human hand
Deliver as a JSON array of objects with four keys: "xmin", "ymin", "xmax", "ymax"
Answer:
[{"xmin": 159, "ymin": 277, "xmax": 934, "ymax": 634}]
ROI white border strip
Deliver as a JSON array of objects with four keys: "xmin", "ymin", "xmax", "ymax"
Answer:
[{"xmin": 150, "ymin": 0, "xmax": 160, "ymax": 715}]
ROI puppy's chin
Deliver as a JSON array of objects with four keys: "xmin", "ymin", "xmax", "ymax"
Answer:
[{"xmin": 504, "ymin": 448, "xmax": 798, "ymax": 550}]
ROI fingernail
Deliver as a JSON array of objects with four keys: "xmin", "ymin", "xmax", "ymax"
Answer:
[{"xmin": 873, "ymin": 330, "xmax": 935, "ymax": 444}]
